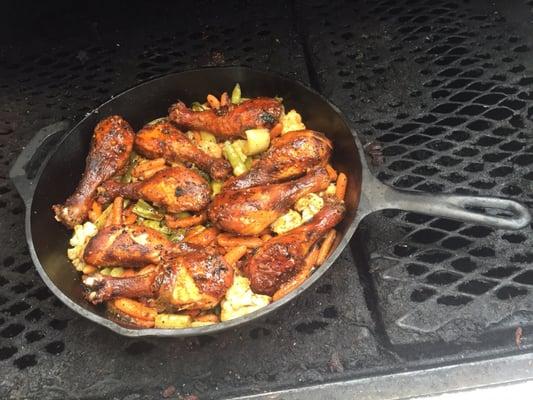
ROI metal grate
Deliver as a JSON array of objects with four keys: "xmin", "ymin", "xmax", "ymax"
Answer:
[
  {"xmin": 300, "ymin": 0, "xmax": 533, "ymax": 345},
  {"xmin": 1, "ymin": 0, "xmax": 532, "ymax": 398}
]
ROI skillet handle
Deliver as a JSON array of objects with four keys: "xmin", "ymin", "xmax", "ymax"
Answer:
[
  {"xmin": 9, "ymin": 121, "xmax": 70, "ymax": 206},
  {"xmin": 359, "ymin": 174, "xmax": 531, "ymax": 230}
]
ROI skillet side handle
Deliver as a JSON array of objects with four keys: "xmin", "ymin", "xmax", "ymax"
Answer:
[
  {"xmin": 361, "ymin": 174, "xmax": 531, "ymax": 230},
  {"xmin": 9, "ymin": 121, "xmax": 70, "ymax": 207}
]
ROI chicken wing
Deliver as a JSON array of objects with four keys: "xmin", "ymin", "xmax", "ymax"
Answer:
[
  {"xmin": 244, "ymin": 198, "xmax": 345, "ymax": 295},
  {"xmin": 223, "ymin": 130, "xmax": 332, "ymax": 191},
  {"xmin": 83, "ymin": 246, "xmax": 233, "ymax": 311},
  {"xmin": 98, "ymin": 165, "xmax": 210, "ymax": 213},
  {"xmin": 168, "ymin": 97, "xmax": 283, "ymax": 139},
  {"xmin": 208, "ymin": 166, "xmax": 330, "ymax": 236},
  {"xmin": 83, "ymin": 224, "xmax": 191, "ymax": 269},
  {"xmin": 134, "ymin": 119, "xmax": 231, "ymax": 180},
  {"xmin": 53, "ymin": 116, "xmax": 135, "ymax": 228}
]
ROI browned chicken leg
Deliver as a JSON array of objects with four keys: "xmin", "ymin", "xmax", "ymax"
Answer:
[
  {"xmin": 83, "ymin": 246, "xmax": 233, "ymax": 310},
  {"xmin": 98, "ymin": 165, "xmax": 210, "ymax": 213},
  {"xmin": 208, "ymin": 166, "xmax": 330, "ymax": 236},
  {"xmin": 53, "ymin": 116, "xmax": 135, "ymax": 228},
  {"xmin": 134, "ymin": 120, "xmax": 232, "ymax": 180},
  {"xmin": 168, "ymin": 97, "xmax": 283, "ymax": 139},
  {"xmin": 223, "ymin": 130, "xmax": 332, "ymax": 191},
  {"xmin": 244, "ymin": 198, "xmax": 345, "ymax": 295},
  {"xmin": 83, "ymin": 224, "xmax": 191, "ymax": 268}
]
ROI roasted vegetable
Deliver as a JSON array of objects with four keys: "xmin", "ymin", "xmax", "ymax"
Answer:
[
  {"xmin": 132, "ymin": 199, "xmax": 163, "ymax": 221},
  {"xmin": 231, "ymin": 83, "xmax": 241, "ymax": 104}
]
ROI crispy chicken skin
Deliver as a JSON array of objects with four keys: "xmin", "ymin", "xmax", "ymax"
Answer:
[
  {"xmin": 135, "ymin": 120, "xmax": 231, "ymax": 180},
  {"xmin": 168, "ymin": 97, "xmax": 283, "ymax": 139},
  {"xmin": 223, "ymin": 130, "xmax": 332, "ymax": 191},
  {"xmin": 83, "ymin": 246, "xmax": 233, "ymax": 310},
  {"xmin": 98, "ymin": 165, "xmax": 210, "ymax": 213},
  {"xmin": 244, "ymin": 198, "xmax": 345, "ymax": 295},
  {"xmin": 208, "ymin": 166, "xmax": 330, "ymax": 236},
  {"xmin": 83, "ymin": 224, "xmax": 191, "ymax": 269},
  {"xmin": 53, "ymin": 116, "xmax": 135, "ymax": 228}
]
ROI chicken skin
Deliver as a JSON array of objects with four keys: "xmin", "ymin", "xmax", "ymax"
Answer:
[
  {"xmin": 244, "ymin": 198, "xmax": 345, "ymax": 295},
  {"xmin": 169, "ymin": 97, "xmax": 283, "ymax": 139},
  {"xmin": 98, "ymin": 165, "xmax": 210, "ymax": 213},
  {"xmin": 83, "ymin": 246, "xmax": 233, "ymax": 311},
  {"xmin": 83, "ymin": 224, "xmax": 185, "ymax": 269},
  {"xmin": 134, "ymin": 119, "xmax": 231, "ymax": 180},
  {"xmin": 208, "ymin": 166, "xmax": 330, "ymax": 236},
  {"xmin": 223, "ymin": 130, "xmax": 332, "ymax": 191},
  {"xmin": 53, "ymin": 116, "xmax": 135, "ymax": 228}
]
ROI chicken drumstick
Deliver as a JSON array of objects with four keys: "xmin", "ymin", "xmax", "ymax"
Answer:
[
  {"xmin": 53, "ymin": 115, "xmax": 135, "ymax": 228},
  {"xmin": 223, "ymin": 130, "xmax": 332, "ymax": 191},
  {"xmin": 134, "ymin": 119, "xmax": 231, "ymax": 180},
  {"xmin": 169, "ymin": 97, "xmax": 282, "ymax": 139},
  {"xmin": 98, "ymin": 165, "xmax": 210, "ymax": 214},
  {"xmin": 244, "ymin": 198, "xmax": 345, "ymax": 295},
  {"xmin": 208, "ymin": 166, "xmax": 331, "ymax": 236}
]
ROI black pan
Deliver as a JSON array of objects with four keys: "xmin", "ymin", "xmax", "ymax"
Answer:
[{"xmin": 10, "ymin": 67, "xmax": 531, "ymax": 337}]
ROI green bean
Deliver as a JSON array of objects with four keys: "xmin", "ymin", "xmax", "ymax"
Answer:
[
  {"xmin": 121, "ymin": 151, "xmax": 138, "ymax": 183},
  {"xmin": 132, "ymin": 199, "xmax": 163, "ymax": 221},
  {"xmin": 95, "ymin": 204, "xmax": 113, "ymax": 229},
  {"xmin": 223, "ymin": 141, "xmax": 248, "ymax": 176}
]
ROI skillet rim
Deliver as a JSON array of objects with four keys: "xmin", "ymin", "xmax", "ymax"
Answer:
[{"xmin": 26, "ymin": 66, "xmax": 364, "ymax": 337}]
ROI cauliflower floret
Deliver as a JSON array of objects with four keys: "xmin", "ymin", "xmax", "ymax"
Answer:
[
  {"xmin": 281, "ymin": 109, "xmax": 306, "ymax": 134},
  {"xmin": 67, "ymin": 221, "xmax": 98, "ymax": 271},
  {"xmin": 220, "ymin": 276, "xmax": 271, "ymax": 321},
  {"xmin": 294, "ymin": 193, "xmax": 324, "ymax": 222},
  {"xmin": 271, "ymin": 209, "xmax": 303, "ymax": 235},
  {"xmin": 325, "ymin": 183, "xmax": 337, "ymax": 196}
]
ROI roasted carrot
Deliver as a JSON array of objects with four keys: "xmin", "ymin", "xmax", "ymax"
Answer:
[
  {"xmin": 122, "ymin": 206, "xmax": 137, "ymax": 225},
  {"xmin": 110, "ymin": 197, "xmax": 123, "ymax": 225},
  {"xmin": 325, "ymin": 164, "xmax": 338, "ymax": 181},
  {"xmin": 335, "ymin": 172, "xmax": 347, "ymax": 201},
  {"xmin": 82, "ymin": 265, "xmax": 97, "ymax": 275},
  {"xmin": 196, "ymin": 313, "xmax": 219, "ymax": 323},
  {"xmin": 217, "ymin": 233, "xmax": 263, "ymax": 248},
  {"xmin": 270, "ymin": 122, "xmax": 283, "ymax": 139},
  {"xmin": 317, "ymin": 230, "xmax": 336, "ymax": 265},
  {"xmin": 207, "ymin": 94, "xmax": 221, "ymax": 109},
  {"xmin": 261, "ymin": 234, "xmax": 273, "ymax": 242},
  {"xmin": 192, "ymin": 131, "xmax": 203, "ymax": 144},
  {"xmin": 113, "ymin": 298, "xmax": 157, "ymax": 321},
  {"xmin": 131, "ymin": 158, "xmax": 166, "ymax": 177},
  {"xmin": 182, "ymin": 309, "xmax": 201, "ymax": 318},
  {"xmin": 272, "ymin": 246, "xmax": 319, "ymax": 301},
  {"xmin": 88, "ymin": 201, "xmax": 102, "ymax": 222},
  {"xmin": 185, "ymin": 227, "xmax": 219, "ymax": 246},
  {"xmin": 165, "ymin": 212, "xmax": 206, "ymax": 229},
  {"xmin": 220, "ymin": 92, "xmax": 229, "ymax": 107},
  {"xmin": 224, "ymin": 245, "xmax": 248, "ymax": 266}
]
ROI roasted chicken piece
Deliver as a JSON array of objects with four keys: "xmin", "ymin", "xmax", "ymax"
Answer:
[
  {"xmin": 169, "ymin": 97, "xmax": 283, "ymax": 139},
  {"xmin": 83, "ymin": 246, "xmax": 233, "ymax": 310},
  {"xmin": 208, "ymin": 166, "xmax": 330, "ymax": 236},
  {"xmin": 53, "ymin": 116, "xmax": 135, "ymax": 228},
  {"xmin": 134, "ymin": 119, "xmax": 231, "ymax": 180},
  {"xmin": 223, "ymin": 130, "xmax": 332, "ymax": 191},
  {"xmin": 244, "ymin": 198, "xmax": 345, "ymax": 295},
  {"xmin": 98, "ymin": 165, "xmax": 210, "ymax": 213},
  {"xmin": 83, "ymin": 224, "xmax": 191, "ymax": 269}
]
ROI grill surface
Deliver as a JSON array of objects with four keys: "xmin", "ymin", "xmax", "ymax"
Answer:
[{"xmin": 0, "ymin": 0, "xmax": 532, "ymax": 398}]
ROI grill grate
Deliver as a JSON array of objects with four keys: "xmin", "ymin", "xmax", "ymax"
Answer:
[
  {"xmin": 1, "ymin": 0, "xmax": 532, "ymax": 398},
  {"xmin": 300, "ymin": 0, "xmax": 533, "ymax": 345}
]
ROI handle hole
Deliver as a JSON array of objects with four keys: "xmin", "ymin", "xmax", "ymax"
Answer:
[{"xmin": 464, "ymin": 205, "xmax": 515, "ymax": 218}]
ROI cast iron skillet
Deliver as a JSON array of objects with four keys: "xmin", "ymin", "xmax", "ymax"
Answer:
[{"xmin": 10, "ymin": 67, "xmax": 531, "ymax": 337}]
